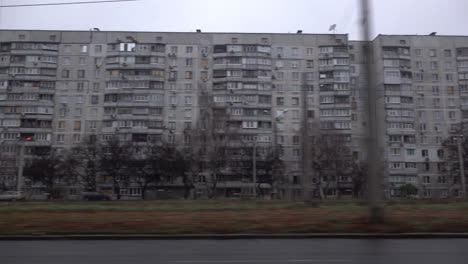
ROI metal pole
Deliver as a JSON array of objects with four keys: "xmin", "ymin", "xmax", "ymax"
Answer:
[
  {"xmin": 361, "ymin": 0, "xmax": 384, "ymax": 223},
  {"xmin": 456, "ymin": 136, "xmax": 466, "ymax": 198},
  {"xmin": 17, "ymin": 140, "xmax": 25, "ymax": 192},
  {"xmin": 252, "ymin": 141, "xmax": 257, "ymax": 198}
]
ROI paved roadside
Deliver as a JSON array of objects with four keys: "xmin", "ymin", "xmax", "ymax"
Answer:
[{"xmin": 1, "ymin": 233, "xmax": 468, "ymax": 240}]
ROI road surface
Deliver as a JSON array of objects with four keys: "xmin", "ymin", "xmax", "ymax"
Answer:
[{"xmin": 1, "ymin": 239, "xmax": 468, "ymax": 264}]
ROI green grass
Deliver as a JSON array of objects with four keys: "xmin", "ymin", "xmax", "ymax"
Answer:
[
  {"xmin": 0, "ymin": 200, "xmax": 309, "ymax": 212},
  {"xmin": 1, "ymin": 200, "xmax": 468, "ymax": 234}
]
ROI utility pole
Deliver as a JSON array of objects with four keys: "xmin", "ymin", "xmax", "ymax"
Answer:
[
  {"xmin": 17, "ymin": 140, "xmax": 25, "ymax": 192},
  {"xmin": 252, "ymin": 140, "xmax": 257, "ymax": 198},
  {"xmin": 360, "ymin": 0, "xmax": 384, "ymax": 223},
  {"xmin": 456, "ymin": 136, "xmax": 466, "ymax": 198}
]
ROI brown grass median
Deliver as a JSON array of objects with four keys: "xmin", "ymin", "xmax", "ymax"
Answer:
[{"xmin": 0, "ymin": 200, "xmax": 467, "ymax": 234}]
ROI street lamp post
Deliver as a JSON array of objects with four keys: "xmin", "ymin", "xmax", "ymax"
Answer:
[
  {"xmin": 252, "ymin": 140, "xmax": 257, "ymax": 198},
  {"xmin": 16, "ymin": 139, "xmax": 25, "ymax": 192},
  {"xmin": 455, "ymin": 136, "xmax": 466, "ymax": 198},
  {"xmin": 361, "ymin": 0, "xmax": 384, "ymax": 223}
]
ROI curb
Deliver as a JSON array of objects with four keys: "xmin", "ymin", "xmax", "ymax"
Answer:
[{"xmin": 1, "ymin": 233, "xmax": 468, "ymax": 240}]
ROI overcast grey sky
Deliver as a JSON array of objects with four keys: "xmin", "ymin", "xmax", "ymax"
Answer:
[{"xmin": 1, "ymin": 0, "xmax": 467, "ymax": 40}]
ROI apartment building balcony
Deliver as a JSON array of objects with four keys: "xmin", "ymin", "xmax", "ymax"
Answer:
[
  {"xmin": 106, "ymin": 50, "xmax": 166, "ymax": 57},
  {"xmin": 8, "ymin": 87, "xmax": 55, "ymax": 94},
  {"xmin": 319, "ymin": 90, "xmax": 351, "ymax": 96},
  {"xmin": 106, "ymin": 63, "xmax": 166, "ymax": 70},
  {"xmin": 20, "ymin": 140, "xmax": 52, "ymax": 147},
  {"xmin": 213, "ymin": 52, "xmax": 270, "ymax": 58},
  {"xmin": 385, "ymin": 116, "xmax": 415, "ymax": 123},
  {"xmin": 382, "ymin": 53, "xmax": 410, "ymax": 60},
  {"xmin": 387, "ymin": 127, "xmax": 415, "ymax": 134},
  {"xmin": 384, "ymin": 90, "xmax": 413, "ymax": 97},
  {"xmin": 318, "ymin": 64, "xmax": 349, "ymax": 71},
  {"xmin": 319, "ymin": 116, "xmax": 352, "ymax": 122},
  {"xmin": 229, "ymin": 115, "xmax": 272, "ymax": 122},
  {"xmin": 401, "ymin": 77, "xmax": 412, "ymax": 84},
  {"xmin": 103, "ymin": 101, "xmax": 155, "ymax": 108},
  {"xmin": 107, "ymin": 75, "xmax": 165, "ymax": 82},
  {"xmin": 319, "ymin": 77, "xmax": 335, "ymax": 84},
  {"xmin": 213, "ymin": 64, "xmax": 271, "ymax": 71},
  {"xmin": 9, "ymin": 50, "xmax": 58, "ymax": 56},
  {"xmin": 318, "ymin": 52, "xmax": 349, "ymax": 59},
  {"xmin": 7, "ymin": 75, "xmax": 56, "ymax": 81},
  {"xmin": 14, "ymin": 127, "xmax": 52, "ymax": 133},
  {"xmin": 456, "ymin": 54, "xmax": 468, "ymax": 61},
  {"xmin": 383, "ymin": 76, "xmax": 401, "ymax": 84}
]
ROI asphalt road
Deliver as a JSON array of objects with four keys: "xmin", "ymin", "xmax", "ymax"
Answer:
[{"xmin": 1, "ymin": 239, "xmax": 468, "ymax": 264}]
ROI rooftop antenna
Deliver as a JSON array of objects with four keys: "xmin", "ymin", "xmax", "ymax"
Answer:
[{"xmin": 329, "ymin": 24, "xmax": 337, "ymax": 34}]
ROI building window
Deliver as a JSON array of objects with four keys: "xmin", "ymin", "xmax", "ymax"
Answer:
[
  {"xmin": 168, "ymin": 135, "xmax": 175, "ymax": 143},
  {"xmin": 56, "ymin": 134, "xmax": 65, "ymax": 143},
  {"xmin": 91, "ymin": 95, "xmax": 99, "ymax": 104},
  {"xmin": 292, "ymin": 47, "xmax": 298, "ymax": 56},
  {"xmin": 58, "ymin": 121, "xmax": 66, "ymax": 129},
  {"xmin": 423, "ymin": 176, "xmax": 431, "ymax": 184},
  {"xmin": 77, "ymin": 70, "xmax": 85, "ymax": 78},
  {"xmin": 185, "ymin": 96, "xmax": 192, "ymax": 105},
  {"xmin": 94, "ymin": 45, "xmax": 102, "ymax": 53},
  {"xmin": 444, "ymin": 49, "xmax": 452, "ymax": 57},
  {"xmin": 62, "ymin": 70, "xmax": 70, "ymax": 78},
  {"xmin": 421, "ymin": 136, "xmax": 427, "ymax": 144},
  {"xmin": 78, "ymin": 57, "xmax": 86, "ymax": 65},
  {"xmin": 449, "ymin": 111, "xmax": 456, "ymax": 119},
  {"xmin": 276, "ymin": 97, "xmax": 284, "ymax": 106},
  {"xmin": 291, "ymin": 97, "xmax": 299, "ymax": 106},
  {"xmin": 62, "ymin": 57, "xmax": 71, "ymax": 65},
  {"xmin": 390, "ymin": 148, "xmax": 401, "ymax": 156},
  {"xmin": 64, "ymin": 45, "xmax": 72, "ymax": 52},
  {"xmin": 306, "ymin": 48, "xmax": 313, "ymax": 55},
  {"xmin": 446, "ymin": 74, "xmax": 453, "ymax": 82},
  {"xmin": 186, "ymin": 46, "xmax": 193, "ymax": 54},
  {"xmin": 429, "ymin": 49, "xmax": 437, "ymax": 57},
  {"xmin": 421, "ymin": 149, "xmax": 429, "ymax": 157},
  {"xmin": 292, "ymin": 72, "xmax": 299, "ymax": 81},
  {"xmin": 447, "ymin": 86, "xmax": 454, "ymax": 95},
  {"xmin": 74, "ymin": 121, "xmax": 81, "ymax": 131},
  {"xmin": 80, "ymin": 45, "xmax": 88, "ymax": 53},
  {"xmin": 73, "ymin": 134, "xmax": 81, "ymax": 143},
  {"xmin": 185, "ymin": 71, "xmax": 192, "ymax": 79}
]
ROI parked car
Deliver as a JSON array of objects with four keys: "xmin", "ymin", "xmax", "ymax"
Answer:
[
  {"xmin": 0, "ymin": 191, "xmax": 25, "ymax": 201},
  {"xmin": 82, "ymin": 192, "xmax": 111, "ymax": 201}
]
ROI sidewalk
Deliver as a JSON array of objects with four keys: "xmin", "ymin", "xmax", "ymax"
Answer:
[{"xmin": 2, "ymin": 233, "xmax": 468, "ymax": 240}]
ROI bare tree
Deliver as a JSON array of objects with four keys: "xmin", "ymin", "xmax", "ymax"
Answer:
[
  {"xmin": 194, "ymin": 91, "xmax": 234, "ymax": 199},
  {"xmin": 310, "ymin": 134, "xmax": 355, "ymax": 199},
  {"xmin": 246, "ymin": 146, "xmax": 284, "ymax": 197},
  {"xmin": 127, "ymin": 142, "xmax": 162, "ymax": 200},
  {"xmin": 70, "ymin": 136, "xmax": 101, "ymax": 192},
  {"xmin": 0, "ymin": 146, "xmax": 16, "ymax": 192},
  {"xmin": 349, "ymin": 161, "xmax": 367, "ymax": 198},
  {"xmin": 23, "ymin": 149, "xmax": 74, "ymax": 199},
  {"xmin": 98, "ymin": 137, "xmax": 133, "ymax": 200},
  {"xmin": 441, "ymin": 128, "xmax": 468, "ymax": 198}
]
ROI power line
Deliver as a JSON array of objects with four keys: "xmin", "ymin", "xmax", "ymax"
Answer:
[{"xmin": 0, "ymin": 0, "xmax": 139, "ymax": 8}]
